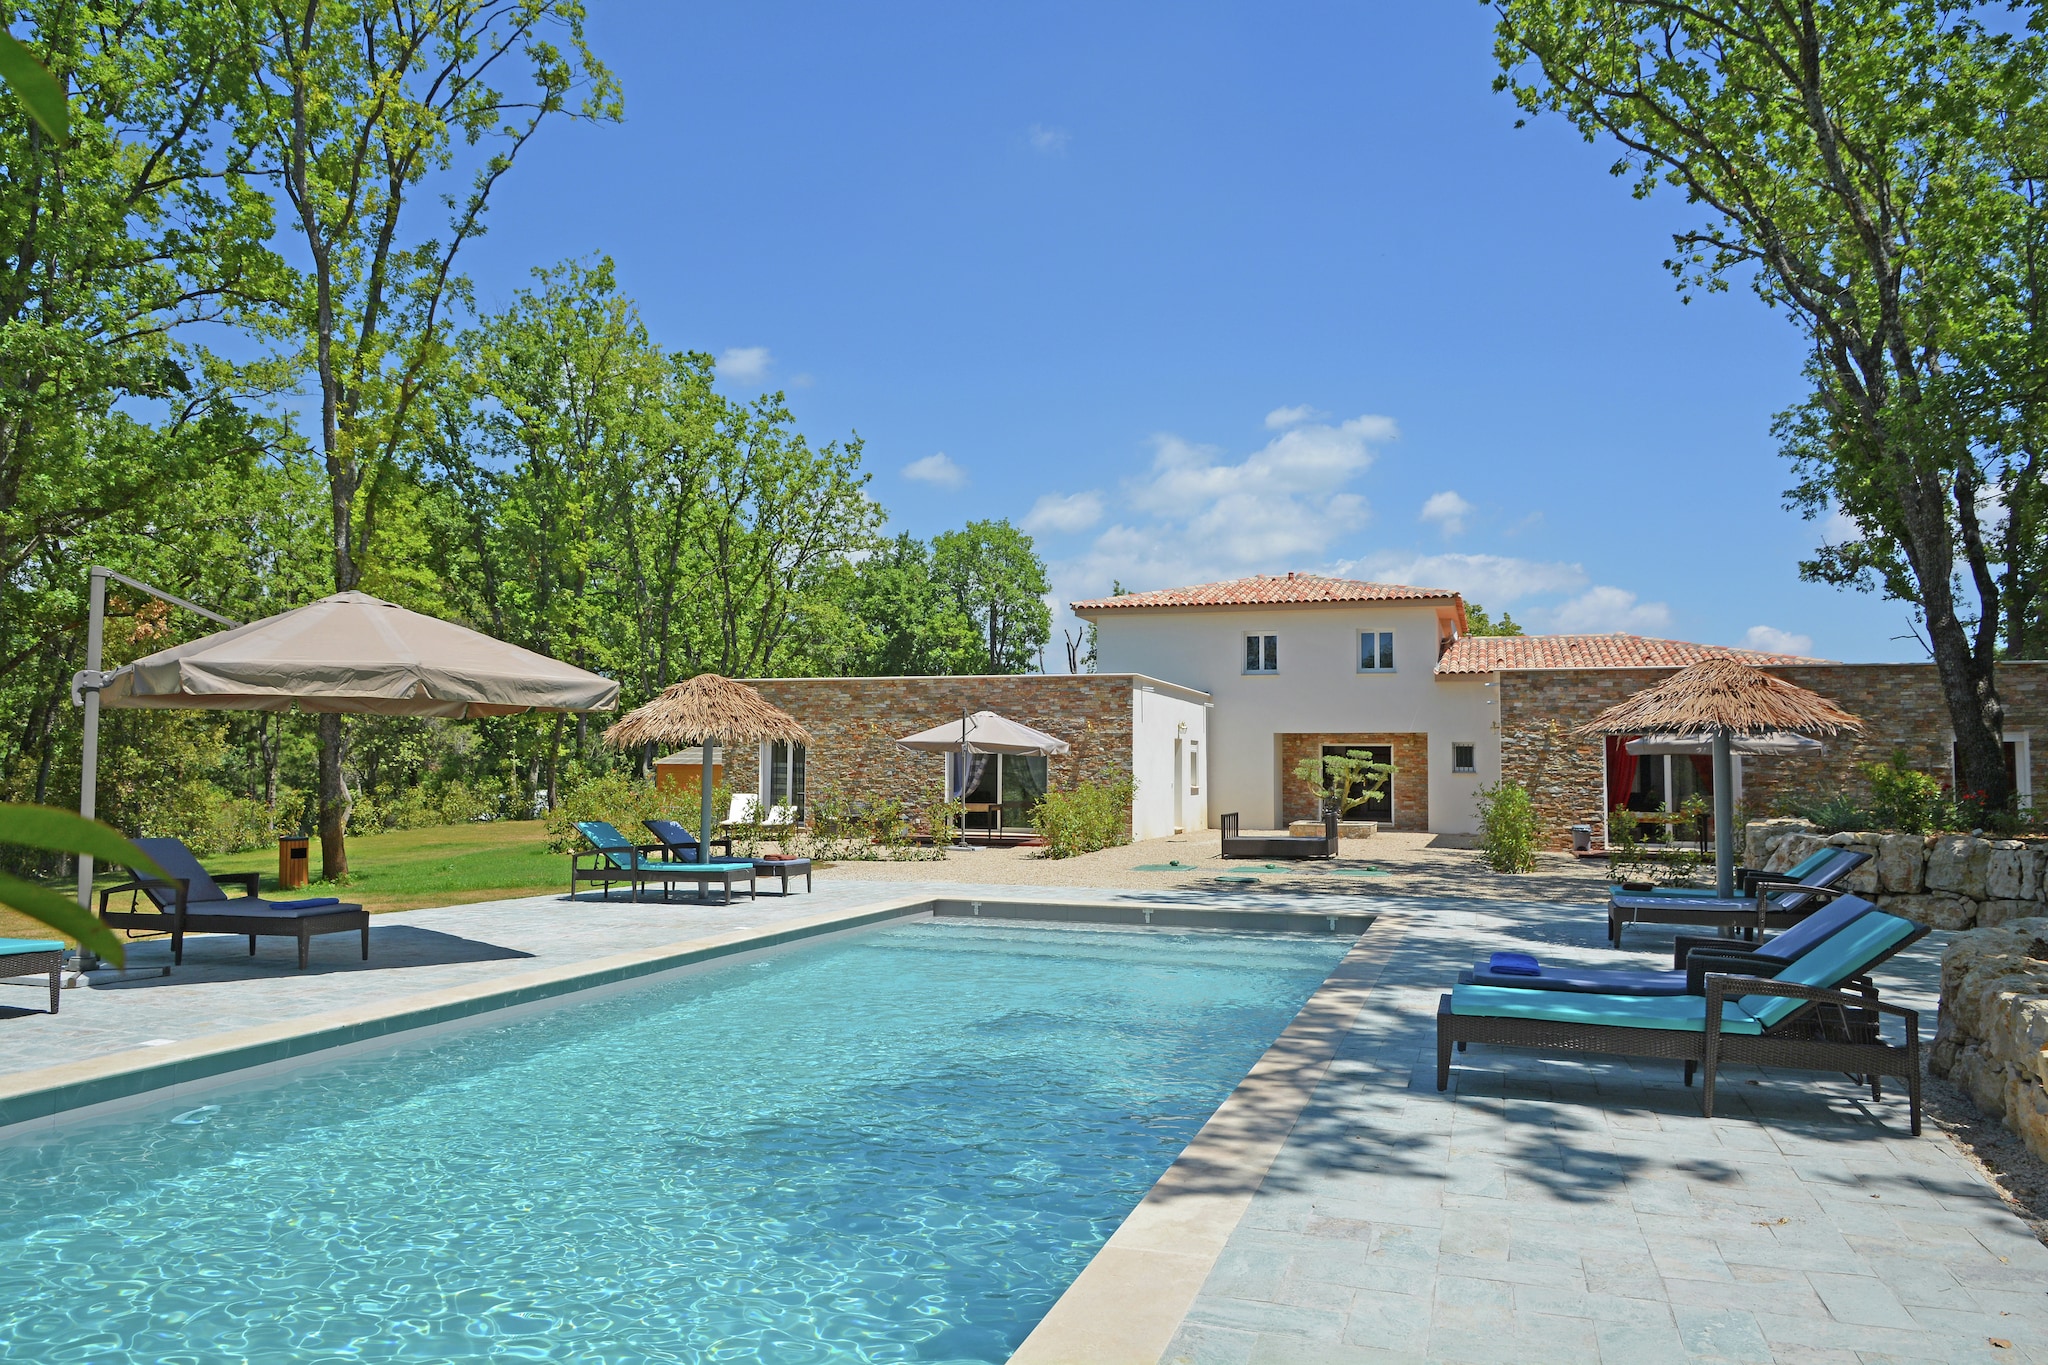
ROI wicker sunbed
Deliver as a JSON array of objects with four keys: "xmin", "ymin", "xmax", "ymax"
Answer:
[
  {"xmin": 1438, "ymin": 912, "xmax": 1929, "ymax": 1133},
  {"xmin": 1220, "ymin": 811, "xmax": 1337, "ymax": 859},
  {"xmin": 1607, "ymin": 848, "xmax": 1871, "ymax": 945},
  {"xmin": 100, "ymin": 837, "xmax": 369, "ymax": 970}
]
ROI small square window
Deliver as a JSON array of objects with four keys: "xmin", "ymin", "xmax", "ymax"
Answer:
[
  {"xmin": 1360, "ymin": 630, "xmax": 1395, "ymax": 671},
  {"xmin": 1245, "ymin": 634, "xmax": 1278, "ymax": 673},
  {"xmin": 1452, "ymin": 743, "xmax": 1476, "ymax": 774}
]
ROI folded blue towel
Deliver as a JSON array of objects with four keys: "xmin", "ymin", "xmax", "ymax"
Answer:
[
  {"xmin": 1487, "ymin": 952, "xmax": 1542, "ymax": 976},
  {"xmin": 268, "ymin": 897, "xmax": 341, "ymax": 911}
]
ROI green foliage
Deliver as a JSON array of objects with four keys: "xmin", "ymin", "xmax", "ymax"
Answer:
[
  {"xmin": 1784, "ymin": 793, "xmax": 1874, "ymax": 837},
  {"xmin": 542, "ymin": 772, "xmax": 723, "ymax": 856},
  {"xmin": 1292, "ymin": 750, "xmax": 1395, "ymax": 819},
  {"xmin": 785, "ymin": 787, "xmax": 943, "ymax": 862},
  {"xmin": 0, "ymin": 30, "xmax": 66, "ymax": 142},
  {"xmin": 1864, "ymin": 752, "xmax": 1947, "ymax": 834},
  {"xmin": 1474, "ymin": 781, "xmax": 1539, "ymax": 874},
  {"xmin": 0, "ymin": 804, "xmax": 148, "ymax": 961},
  {"xmin": 1604, "ymin": 805, "xmax": 1707, "ymax": 885},
  {"xmin": 1033, "ymin": 778, "xmax": 1136, "ymax": 860},
  {"xmin": 1492, "ymin": 0, "xmax": 2044, "ymax": 807},
  {"xmin": 1463, "ymin": 602, "xmax": 1523, "ymax": 637},
  {"xmin": 931, "ymin": 520, "xmax": 1053, "ymax": 673}
]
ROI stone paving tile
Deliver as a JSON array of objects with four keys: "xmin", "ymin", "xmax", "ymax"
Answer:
[{"xmin": 1175, "ymin": 897, "xmax": 2048, "ymax": 1364}]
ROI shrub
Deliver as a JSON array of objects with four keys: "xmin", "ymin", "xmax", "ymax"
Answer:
[
  {"xmin": 1033, "ymin": 778, "xmax": 1136, "ymax": 859},
  {"xmin": 1784, "ymin": 792, "xmax": 1872, "ymax": 835},
  {"xmin": 543, "ymin": 771, "xmax": 734, "ymax": 854},
  {"xmin": 1473, "ymin": 781, "xmax": 1538, "ymax": 873},
  {"xmin": 1864, "ymin": 752, "xmax": 1944, "ymax": 833}
]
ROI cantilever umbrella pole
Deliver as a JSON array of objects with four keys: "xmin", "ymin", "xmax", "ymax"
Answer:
[{"xmin": 701, "ymin": 735, "xmax": 716, "ymax": 866}]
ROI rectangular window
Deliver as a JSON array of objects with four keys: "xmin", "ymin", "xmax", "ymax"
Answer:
[
  {"xmin": 765, "ymin": 740, "xmax": 806, "ymax": 819},
  {"xmin": 1189, "ymin": 740, "xmax": 1200, "ymax": 795},
  {"xmin": 1359, "ymin": 631, "xmax": 1396, "ymax": 671},
  {"xmin": 1245, "ymin": 634, "xmax": 1278, "ymax": 673},
  {"xmin": 1452, "ymin": 743, "xmax": 1476, "ymax": 774}
]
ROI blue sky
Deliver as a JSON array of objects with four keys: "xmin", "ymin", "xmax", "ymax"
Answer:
[{"xmin": 462, "ymin": 2, "xmax": 1924, "ymax": 666}]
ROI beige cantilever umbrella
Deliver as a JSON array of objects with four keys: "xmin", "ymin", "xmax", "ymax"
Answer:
[
  {"xmin": 72, "ymin": 587, "xmax": 618, "ymax": 959},
  {"xmin": 897, "ymin": 711, "xmax": 1070, "ymax": 848},
  {"xmin": 1578, "ymin": 656, "xmax": 1861, "ymax": 896},
  {"xmin": 97, "ymin": 591, "xmax": 619, "ymax": 717},
  {"xmin": 604, "ymin": 675, "xmax": 809, "ymax": 864}
]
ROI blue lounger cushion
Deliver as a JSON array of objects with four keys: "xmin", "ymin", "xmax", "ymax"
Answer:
[
  {"xmin": 1466, "ymin": 897, "xmax": 1882, "ymax": 996},
  {"xmin": 1488, "ymin": 952, "xmax": 1542, "ymax": 975},
  {"xmin": 1449, "ymin": 985, "xmax": 1765, "ymax": 1034},
  {"xmin": 1736, "ymin": 912, "xmax": 1920, "ymax": 1028},
  {"xmin": 266, "ymin": 897, "xmax": 341, "ymax": 911},
  {"xmin": 0, "ymin": 938, "xmax": 62, "ymax": 954},
  {"xmin": 1608, "ymin": 848, "xmax": 1837, "ymax": 901}
]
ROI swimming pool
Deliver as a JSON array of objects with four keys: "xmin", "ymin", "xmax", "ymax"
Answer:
[{"xmin": 0, "ymin": 919, "xmax": 1351, "ymax": 1363}]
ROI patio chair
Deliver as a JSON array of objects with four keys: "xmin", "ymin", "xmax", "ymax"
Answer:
[
  {"xmin": 100, "ymin": 836, "xmax": 369, "ymax": 970},
  {"xmin": 720, "ymin": 795, "xmax": 796, "ymax": 830},
  {"xmin": 642, "ymin": 818, "xmax": 734, "ymax": 862},
  {"xmin": 1611, "ymin": 846, "xmax": 1837, "ymax": 900},
  {"xmin": 1463, "ymin": 895, "xmax": 1882, "ymax": 996},
  {"xmin": 1438, "ymin": 910, "xmax": 1930, "ymax": 1133},
  {"xmin": 571, "ymin": 821, "xmax": 758, "ymax": 904},
  {"xmin": 1607, "ymin": 847, "xmax": 1871, "ymax": 945}
]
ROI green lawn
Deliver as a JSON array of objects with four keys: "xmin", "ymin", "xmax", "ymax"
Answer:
[
  {"xmin": 204, "ymin": 821, "xmax": 567, "ymax": 914},
  {"xmin": 7, "ymin": 822, "xmax": 569, "ymax": 947}
]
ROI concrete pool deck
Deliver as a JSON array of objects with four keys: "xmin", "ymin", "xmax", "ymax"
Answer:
[{"xmin": 1, "ymin": 874, "xmax": 2043, "ymax": 1362}]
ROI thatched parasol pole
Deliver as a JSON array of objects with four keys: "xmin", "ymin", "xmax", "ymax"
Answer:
[
  {"xmin": 604, "ymin": 675, "xmax": 810, "ymax": 865},
  {"xmin": 1576, "ymin": 657, "xmax": 1861, "ymax": 897}
]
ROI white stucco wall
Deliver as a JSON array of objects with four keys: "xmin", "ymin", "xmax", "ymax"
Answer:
[
  {"xmin": 1087, "ymin": 603, "xmax": 1494, "ymax": 832},
  {"xmin": 1129, "ymin": 682, "xmax": 1210, "ymax": 840}
]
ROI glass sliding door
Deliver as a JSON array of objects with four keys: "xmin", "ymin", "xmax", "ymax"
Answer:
[{"xmin": 948, "ymin": 752, "xmax": 1048, "ymax": 834}]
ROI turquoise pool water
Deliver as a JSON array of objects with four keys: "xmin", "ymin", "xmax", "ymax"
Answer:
[{"xmin": 0, "ymin": 920, "xmax": 1351, "ymax": 1363}]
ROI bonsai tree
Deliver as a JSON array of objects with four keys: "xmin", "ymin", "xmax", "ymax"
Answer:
[{"xmin": 1293, "ymin": 750, "xmax": 1395, "ymax": 821}]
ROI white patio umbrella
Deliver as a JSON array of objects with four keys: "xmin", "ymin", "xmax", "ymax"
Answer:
[
  {"xmin": 896, "ymin": 711, "xmax": 1070, "ymax": 849},
  {"xmin": 1625, "ymin": 732, "xmax": 1824, "ymax": 757}
]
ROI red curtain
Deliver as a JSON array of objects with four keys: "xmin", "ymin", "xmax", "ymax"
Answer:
[
  {"xmin": 1605, "ymin": 736, "xmax": 1637, "ymax": 813},
  {"xmin": 1690, "ymin": 755, "xmax": 1714, "ymax": 791}
]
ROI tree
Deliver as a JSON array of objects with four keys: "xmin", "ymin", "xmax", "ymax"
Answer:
[
  {"xmin": 239, "ymin": 0, "xmax": 618, "ymax": 876},
  {"xmin": 1492, "ymin": 0, "xmax": 2046, "ymax": 807},
  {"xmin": 931, "ymin": 520, "xmax": 1051, "ymax": 673},
  {"xmin": 1463, "ymin": 601, "xmax": 1523, "ymax": 637},
  {"xmin": 844, "ymin": 534, "xmax": 983, "ymax": 675}
]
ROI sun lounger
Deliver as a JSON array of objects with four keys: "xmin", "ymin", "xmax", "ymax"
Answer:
[
  {"xmin": 642, "ymin": 818, "xmax": 734, "ymax": 862},
  {"xmin": 100, "ymin": 837, "xmax": 369, "ymax": 970},
  {"xmin": 1220, "ymin": 811, "xmax": 1338, "ymax": 859},
  {"xmin": 1463, "ymin": 895, "xmax": 1881, "ymax": 996},
  {"xmin": 1439, "ymin": 910, "xmax": 1929, "ymax": 1133},
  {"xmin": 0, "ymin": 938, "xmax": 63, "ymax": 1013},
  {"xmin": 720, "ymin": 795, "xmax": 796, "ymax": 830},
  {"xmin": 1607, "ymin": 847, "xmax": 1870, "ymax": 945},
  {"xmin": 1611, "ymin": 846, "xmax": 1837, "ymax": 900},
  {"xmin": 572, "ymin": 821, "xmax": 758, "ymax": 903}
]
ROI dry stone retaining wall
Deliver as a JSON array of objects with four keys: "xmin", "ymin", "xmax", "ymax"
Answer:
[
  {"xmin": 1745, "ymin": 820, "xmax": 2048, "ymax": 930},
  {"xmin": 1932, "ymin": 918, "xmax": 2048, "ymax": 1164}
]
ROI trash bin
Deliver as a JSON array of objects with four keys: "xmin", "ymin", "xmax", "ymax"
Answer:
[
  {"xmin": 278, "ymin": 834, "xmax": 311, "ymax": 890},
  {"xmin": 1570, "ymin": 824, "xmax": 1593, "ymax": 852}
]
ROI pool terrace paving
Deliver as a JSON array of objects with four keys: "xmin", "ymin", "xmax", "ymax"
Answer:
[{"xmin": 0, "ymin": 865, "xmax": 2042, "ymax": 1363}]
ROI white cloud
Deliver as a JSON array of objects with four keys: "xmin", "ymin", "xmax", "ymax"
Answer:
[
  {"xmin": 1419, "ymin": 490, "xmax": 1474, "ymax": 537},
  {"xmin": 1027, "ymin": 124, "xmax": 1070, "ymax": 154},
  {"xmin": 902, "ymin": 452, "xmax": 967, "ymax": 489},
  {"xmin": 1022, "ymin": 490, "xmax": 1104, "ymax": 534},
  {"xmin": 717, "ymin": 346, "xmax": 772, "ymax": 384},
  {"xmin": 1339, "ymin": 551, "xmax": 1587, "ymax": 606},
  {"xmin": 1264, "ymin": 404, "xmax": 1325, "ymax": 430},
  {"xmin": 1743, "ymin": 625, "xmax": 1814, "ymax": 656},
  {"xmin": 1541, "ymin": 586, "xmax": 1673, "ymax": 634}
]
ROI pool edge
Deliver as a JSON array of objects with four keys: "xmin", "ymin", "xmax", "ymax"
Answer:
[
  {"xmin": 0, "ymin": 896, "xmax": 1371, "ymax": 1137},
  {"xmin": 1007, "ymin": 911, "xmax": 1408, "ymax": 1365}
]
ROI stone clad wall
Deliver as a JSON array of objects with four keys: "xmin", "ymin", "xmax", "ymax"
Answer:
[
  {"xmin": 1499, "ymin": 661, "xmax": 2048, "ymax": 850},
  {"xmin": 1932, "ymin": 919, "xmax": 2048, "ymax": 1164},
  {"xmin": 1276, "ymin": 732, "xmax": 1428, "ymax": 832},
  {"xmin": 1745, "ymin": 820, "xmax": 2048, "ymax": 930},
  {"xmin": 733, "ymin": 675, "xmax": 1140, "ymax": 830}
]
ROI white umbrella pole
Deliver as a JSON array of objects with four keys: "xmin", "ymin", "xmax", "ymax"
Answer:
[
  {"xmin": 1713, "ymin": 730, "xmax": 1735, "ymax": 899},
  {"xmin": 73, "ymin": 568, "xmax": 107, "ymax": 973},
  {"xmin": 700, "ymin": 736, "xmax": 716, "ymax": 866}
]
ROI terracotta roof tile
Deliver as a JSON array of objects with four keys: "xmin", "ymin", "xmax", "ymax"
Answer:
[
  {"xmin": 1071, "ymin": 573, "xmax": 1458, "ymax": 612},
  {"xmin": 1434, "ymin": 634, "xmax": 1833, "ymax": 675}
]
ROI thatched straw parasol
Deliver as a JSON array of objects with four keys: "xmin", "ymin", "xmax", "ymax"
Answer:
[
  {"xmin": 1576, "ymin": 656, "xmax": 1863, "ymax": 896},
  {"xmin": 605, "ymin": 675, "xmax": 810, "ymax": 863}
]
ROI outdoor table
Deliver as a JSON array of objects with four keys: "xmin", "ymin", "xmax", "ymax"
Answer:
[{"xmin": 751, "ymin": 857, "xmax": 813, "ymax": 895}]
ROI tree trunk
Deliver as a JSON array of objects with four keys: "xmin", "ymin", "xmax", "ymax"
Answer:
[
  {"xmin": 545, "ymin": 711, "xmax": 564, "ymax": 811},
  {"xmin": 317, "ymin": 711, "xmax": 351, "ymax": 880}
]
